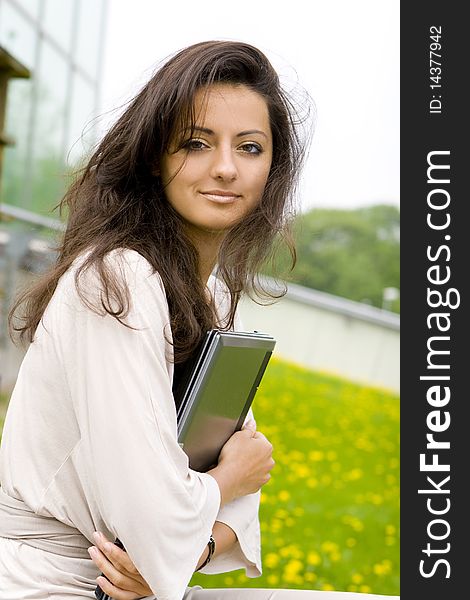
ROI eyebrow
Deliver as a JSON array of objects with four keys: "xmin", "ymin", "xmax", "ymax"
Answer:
[{"xmin": 182, "ymin": 126, "xmax": 268, "ymax": 139}]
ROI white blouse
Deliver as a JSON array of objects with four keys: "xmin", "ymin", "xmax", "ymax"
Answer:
[{"xmin": 0, "ymin": 249, "xmax": 261, "ymax": 600}]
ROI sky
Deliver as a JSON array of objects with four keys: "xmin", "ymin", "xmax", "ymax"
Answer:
[{"xmin": 99, "ymin": 0, "xmax": 399, "ymax": 213}]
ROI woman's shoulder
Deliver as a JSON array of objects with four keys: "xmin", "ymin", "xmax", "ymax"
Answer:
[
  {"xmin": 70, "ymin": 247, "xmax": 153, "ymax": 275},
  {"xmin": 57, "ymin": 247, "xmax": 166, "ymax": 309}
]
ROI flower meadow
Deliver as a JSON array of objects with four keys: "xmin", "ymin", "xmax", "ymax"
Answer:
[
  {"xmin": 190, "ymin": 358, "xmax": 400, "ymax": 595},
  {"xmin": 0, "ymin": 357, "xmax": 399, "ymax": 595}
]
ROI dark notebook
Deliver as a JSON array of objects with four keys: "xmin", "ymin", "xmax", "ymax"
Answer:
[
  {"xmin": 95, "ymin": 329, "xmax": 275, "ymax": 599},
  {"xmin": 175, "ymin": 329, "xmax": 276, "ymax": 471}
]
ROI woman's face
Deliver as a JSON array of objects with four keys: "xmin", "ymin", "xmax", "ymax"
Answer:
[{"xmin": 160, "ymin": 84, "xmax": 273, "ymax": 236}]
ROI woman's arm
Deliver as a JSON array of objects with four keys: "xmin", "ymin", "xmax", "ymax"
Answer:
[
  {"xmin": 89, "ymin": 523, "xmax": 238, "ymax": 600},
  {"xmin": 58, "ymin": 250, "xmax": 222, "ymax": 598}
]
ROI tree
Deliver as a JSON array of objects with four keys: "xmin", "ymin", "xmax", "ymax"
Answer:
[{"xmin": 264, "ymin": 204, "xmax": 400, "ymax": 313}]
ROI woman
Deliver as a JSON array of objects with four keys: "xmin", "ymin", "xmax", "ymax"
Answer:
[{"xmin": 0, "ymin": 41, "xmax": 397, "ymax": 599}]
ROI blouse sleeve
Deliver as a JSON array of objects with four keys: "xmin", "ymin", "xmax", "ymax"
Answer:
[{"xmin": 54, "ymin": 250, "xmax": 221, "ymax": 600}]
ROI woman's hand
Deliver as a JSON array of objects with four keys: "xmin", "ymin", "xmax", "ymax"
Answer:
[
  {"xmin": 88, "ymin": 531, "xmax": 153, "ymax": 600},
  {"xmin": 208, "ymin": 426, "xmax": 275, "ymax": 506}
]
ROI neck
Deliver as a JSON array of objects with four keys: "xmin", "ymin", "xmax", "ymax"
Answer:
[{"xmin": 186, "ymin": 228, "xmax": 226, "ymax": 285}]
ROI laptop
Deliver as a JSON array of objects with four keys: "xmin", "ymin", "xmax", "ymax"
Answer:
[{"xmin": 174, "ymin": 330, "xmax": 276, "ymax": 472}]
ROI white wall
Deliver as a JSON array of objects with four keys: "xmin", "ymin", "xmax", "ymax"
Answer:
[{"xmin": 239, "ymin": 284, "xmax": 400, "ymax": 393}]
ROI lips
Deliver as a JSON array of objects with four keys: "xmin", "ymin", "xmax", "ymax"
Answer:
[{"xmin": 200, "ymin": 190, "xmax": 241, "ymax": 204}]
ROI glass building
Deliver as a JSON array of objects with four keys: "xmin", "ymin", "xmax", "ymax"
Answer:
[
  {"xmin": 0, "ymin": 0, "xmax": 108, "ymax": 390},
  {"xmin": 0, "ymin": 0, "xmax": 108, "ymax": 216}
]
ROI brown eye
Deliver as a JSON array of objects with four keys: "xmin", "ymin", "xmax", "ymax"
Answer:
[
  {"xmin": 183, "ymin": 139, "xmax": 207, "ymax": 151},
  {"xmin": 239, "ymin": 142, "xmax": 262, "ymax": 155}
]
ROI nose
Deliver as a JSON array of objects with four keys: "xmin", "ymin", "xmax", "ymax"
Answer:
[{"xmin": 210, "ymin": 146, "xmax": 238, "ymax": 182}]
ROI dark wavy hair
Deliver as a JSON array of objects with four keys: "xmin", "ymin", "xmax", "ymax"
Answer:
[{"xmin": 9, "ymin": 40, "xmax": 311, "ymax": 363}]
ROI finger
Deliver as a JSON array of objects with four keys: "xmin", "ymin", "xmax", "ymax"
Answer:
[
  {"xmin": 88, "ymin": 547, "xmax": 146, "ymax": 596},
  {"xmin": 96, "ymin": 574, "xmax": 141, "ymax": 600},
  {"xmin": 92, "ymin": 533, "xmax": 139, "ymax": 576}
]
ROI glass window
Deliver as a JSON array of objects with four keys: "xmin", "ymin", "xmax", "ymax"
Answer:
[
  {"xmin": 43, "ymin": 0, "xmax": 75, "ymax": 55},
  {"xmin": 75, "ymin": 0, "xmax": 105, "ymax": 79},
  {"xmin": 29, "ymin": 42, "xmax": 69, "ymax": 215},
  {"xmin": 18, "ymin": 0, "xmax": 41, "ymax": 21},
  {"xmin": 0, "ymin": 79, "xmax": 33, "ymax": 208},
  {"xmin": 66, "ymin": 73, "xmax": 97, "ymax": 167},
  {"xmin": 0, "ymin": 2, "xmax": 37, "ymax": 70}
]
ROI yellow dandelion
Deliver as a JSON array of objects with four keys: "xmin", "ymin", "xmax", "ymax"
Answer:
[
  {"xmin": 360, "ymin": 585, "xmax": 372, "ymax": 593},
  {"xmin": 224, "ymin": 576, "xmax": 234, "ymax": 585},
  {"xmin": 280, "ymin": 546, "xmax": 292, "ymax": 558},
  {"xmin": 289, "ymin": 450, "xmax": 305, "ymax": 461},
  {"xmin": 270, "ymin": 520, "xmax": 282, "ymax": 533},
  {"xmin": 305, "ymin": 572, "xmax": 317, "ymax": 582},
  {"xmin": 294, "ymin": 464, "xmax": 310, "ymax": 478},
  {"xmin": 264, "ymin": 553, "xmax": 280, "ymax": 569},
  {"xmin": 309, "ymin": 450, "xmax": 324, "ymax": 461},
  {"xmin": 284, "ymin": 559, "xmax": 303, "ymax": 574},
  {"xmin": 321, "ymin": 541, "xmax": 339, "ymax": 553},
  {"xmin": 355, "ymin": 437, "xmax": 374, "ymax": 452},
  {"xmin": 278, "ymin": 490, "xmax": 290, "ymax": 502},
  {"xmin": 373, "ymin": 563, "xmax": 386, "ymax": 575},
  {"xmin": 285, "ymin": 517, "xmax": 295, "ymax": 527},
  {"xmin": 346, "ymin": 538, "xmax": 356, "ymax": 547},
  {"xmin": 307, "ymin": 551, "xmax": 321, "ymax": 566},
  {"xmin": 330, "ymin": 551, "xmax": 341, "ymax": 562},
  {"xmin": 307, "ymin": 478, "xmax": 318, "ymax": 488},
  {"xmin": 383, "ymin": 559, "xmax": 392, "ymax": 568},
  {"xmin": 351, "ymin": 573, "xmax": 363, "ymax": 584},
  {"xmin": 279, "ymin": 544, "xmax": 303, "ymax": 559},
  {"xmin": 385, "ymin": 525, "xmax": 396, "ymax": 535},
  {"xmin": 283, "ymin": 561, "xmax": 304, "ymax": 585},
  {"xmin": 303, "ymin": 428, "xmax": 319, "ymax": 439},
  {"xmin": 322, "ymin": 583, "xmax": 335, "ymax": 591},
  {"xmin": 352, "ymin": 519, "xmax": 364, "ymax": 532},
  {"xmin": 267, "ymin": 574, "xmax": 280, "ymax": 586},
  {"xmin": 347, "ymin": 468, "xmax": 363, "ymax": 481}
]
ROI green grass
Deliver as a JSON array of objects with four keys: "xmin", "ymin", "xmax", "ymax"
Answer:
[
  {"xmin": 0, "ymin": 359, "xmax": 399, "ymax": 595},
  {"xmin": 0, "ymin": 392, "xmax": 8, "ymax": 430},
  {"xmin": 190, "ymin": 359, "xmax": 399, "ymax": 594}
]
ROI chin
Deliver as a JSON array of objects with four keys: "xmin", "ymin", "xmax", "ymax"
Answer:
[{"xmin": 196, "ymin": 217, "xmax": 243, "ymax": 233}]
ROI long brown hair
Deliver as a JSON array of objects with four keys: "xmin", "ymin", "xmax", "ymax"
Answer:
[{"xmin": 9, "ymin": 40, "xmax": 311, "ymax": 363}]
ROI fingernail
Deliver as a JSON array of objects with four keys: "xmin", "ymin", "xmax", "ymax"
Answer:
[
  {"xmin": 88, "ymin": 546, "xmax": 98, "ymax": 557},
  {"xmin": 92, "ymin": 531, "xmax": 102, "ymax": 543}
]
